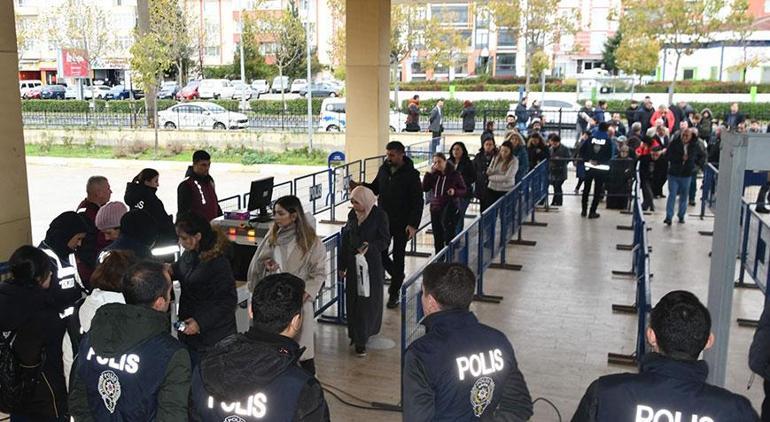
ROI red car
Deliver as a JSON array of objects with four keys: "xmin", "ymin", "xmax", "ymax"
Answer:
[
  {"xmin": 24, "ymin": 86, "xmax": 42, "ymax": 99},
  {"xmin": 176, "ymin": 80, "xmax": 200, "ymax": 101}
]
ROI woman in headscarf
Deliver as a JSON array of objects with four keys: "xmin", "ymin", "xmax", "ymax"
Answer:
[
  {"xmin": 247, "ymin": 195, "xmax": 326, "ymax": 374},
  {"xmin": 339, "ymin": 186, "xmax": 391, "ymax": 357}
]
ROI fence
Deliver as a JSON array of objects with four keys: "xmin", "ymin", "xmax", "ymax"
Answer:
[
  {"xmin": 608, "ymin": 163, "xmax": 652, "ymax": 367},
  {"xmin": 399, "ymin": 160, "xmax": 550, "ymax": 385}
]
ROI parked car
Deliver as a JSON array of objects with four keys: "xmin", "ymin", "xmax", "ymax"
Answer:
[
  {"xmin": 24, "ymin": 86, "xmax": 42, "ymax": 99},
  {"xmin": 198, "ymin": 79, "xmax": 235, "ymax": 100},
  {"xmin": 158, "ymin": 101, "xmax": 249, "ymax": 130},
  {"xmin": 19, "ymin": 80, "xmax": 42, "ymax": 98},
  {"xmin": 83, "ymin": 85, "xmax": 111, "ymax": 99},
  {"xmin": 290, "ymin": 78, "xmax": 307, "ymax": 94},
  {"xmin": 157, "ymin": 81, "xmax": 180, "ymax": 99},
  {"xmin": 231, "ymin": 80, "xmax": 254, "ymax": 101},
  {"xmin": 250, "ymin": 79, "xmax": 269, "ymax": 96},
  {"xmin": 105, "ymin": 85, "xmax": 144, "ymax": 100},
  {"xmin": 299, "ymin": 82, "xmax": 340, "ymax": 98},
  {"xmin": 39, "ymin": 85, "xmax": 67, "ymax": 100},
  {"xmin": 271, "ymin": 76, "xmax": 290, "ymax": 93},
  {"xmin": 177, "ymin": 80, "xmax": 200, "ymax": 101},
  {"xmin": 318, "ymin": 98, "xmax": 405, "ymax": 132}
]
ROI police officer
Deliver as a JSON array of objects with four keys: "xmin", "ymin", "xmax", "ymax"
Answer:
[
  {"xmin": 69, "ymin": 261, "xmax": 191, "ymax": 420},
  {"xmin": 190, "ymin": 273, "xmax": 329, "ymax": 422},
  {"xmin": 580, "ymin": 121, "xmax": 613, "ymax": 219},
  {"xmin": 572, "ymin": 290, "xmax": 758, "ymax": 421},
  {"xmin": 177, "ymin": 150, "xmax": 222, "ymax": 222},
  {"xmin": 402, "ymin": 263, "xmax": 533, "ymax": 421}
]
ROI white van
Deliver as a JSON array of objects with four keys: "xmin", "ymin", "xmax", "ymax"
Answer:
[
  {"xmin": 319, "ymin": 98, "xmax": 406, "ymax": 132},
  {"xmin": 198, "ymin": 79, "xmax": 235, "ymax": 100},
  {"xmin": 271, "ymin": 76, "xmax": 290, "ymax": 93},
  {"xmin": 19, "ymin": 80, "xmax": 42, "ymax": 98}
]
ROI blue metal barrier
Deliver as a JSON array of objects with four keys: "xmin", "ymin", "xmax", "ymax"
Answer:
[
  {"xmin": 608, "ymin": 163, "xmax": 652, "ymax": 367},
  {"xmin": 314, "ymin": 232, "xmax": 346, "ymax": 324}
]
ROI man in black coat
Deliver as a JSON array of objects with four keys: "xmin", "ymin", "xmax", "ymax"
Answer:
[
  {"xmin": 723, "ymin": 102, "xmax": 746, "ymax": 131},
  {"xmin": 572, "ymin": 290, "xmax": 758, "ymax": 422},
  {"xmin": 190, "ymin": 273, "xmax": 329, "ymax": 422},
  {"xmin": 626, "ymin": 99, "xmax": 640, "ymax": 127},
  {"xmin": 635, "ymin": 96, "xmax": 656, "ymax": 134},
  {"xmin": 353, "ymin": 141, "xmax": 424, "ymax": 308}
]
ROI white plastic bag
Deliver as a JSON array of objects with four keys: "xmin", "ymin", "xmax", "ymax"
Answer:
[{"xmin": 355, "ymin": 253, "xmax": 370, "ymax": 297}]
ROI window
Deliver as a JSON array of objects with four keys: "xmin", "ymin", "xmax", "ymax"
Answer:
[
  {"xmin": 259, "ymin": 42, "xmax": 277, "ymax": 55},
  {"xmin": 475, "ymin": 7, "xmax": 490, "ymax": 29},
  {"xmin": 682, "ymin": 68, "xmax": 695, "ymax": 80},
  {"xmin": 206, "ymin": 46, "xmax": 220, "ymax": 57},
  {"xmin": 475, "ymin": 31, "xmax": 489, "ymax": 49},
  {"xmin": 411, "ymin": 61, "xmax": 424, "ymax": 74},
  {"xmin": 430, "ymin": 5, "xmax": 469, "ymax": 26},
  {"xmin": 495, "ymin": 53, "xmax": 516, "ymax": 76},
  {"xmin": 454, "ymin": 63, "xmax": 468, "ymax": 75},
  {"xmin": 497, "ymin": 28, "xmax": 516, "ymax": 47}
]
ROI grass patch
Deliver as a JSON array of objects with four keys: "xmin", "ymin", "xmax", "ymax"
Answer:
[{"xmin": 25, "ymin": 143, "xmax": 328, "ymax": 166}]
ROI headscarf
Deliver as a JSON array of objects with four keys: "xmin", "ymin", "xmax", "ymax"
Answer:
[
  {"xmin": 43, "ymin": 211, "xmax": 90, "ymax": 259},
  {"xmin": 350, "ymin": 186, "xmax": 377, "ymax": 224}
]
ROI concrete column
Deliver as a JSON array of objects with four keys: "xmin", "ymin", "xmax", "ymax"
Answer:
[
  {"xmin": 345, "ymin": 0, "xmax": 390, "ymax": 161},
  {"xmin": 0, "ymin": 4, "xmax": 32, "ymax": 257}
]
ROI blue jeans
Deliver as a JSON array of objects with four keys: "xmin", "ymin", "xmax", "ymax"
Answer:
[
  {"xmin": 455, "ymin": 197, "xmax": 471, "ymax": 233},
  {"xmin": 666, "ymin": 175, "xmax": 691, "ymax": 221}
]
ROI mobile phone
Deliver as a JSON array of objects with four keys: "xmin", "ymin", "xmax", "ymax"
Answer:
[{"xmin": 174, "ymin": 321, "xmax": 186, "ymax": 332}]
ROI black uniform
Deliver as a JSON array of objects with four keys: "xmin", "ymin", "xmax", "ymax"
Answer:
[
  {"xmin": 572, "ymin": 353, "xmax": 758, "ymax": 421},
  {"xmin": 580, "ymin": 128, "xmax": 613, "ymax": 215},
  {"xmin": 363, "ymin": 156, "xmax": 423, "ymax": 300},
  {"xmin": 190, "ymin": 328, "xmax": 330, "ymax": 422},
  {"xmin": 124, "ymin": 182, "xmax": 176, "ymax": 244},
  {"xmin": 403, "ymin": 309, "xmax": 533, "ymax": 421}
]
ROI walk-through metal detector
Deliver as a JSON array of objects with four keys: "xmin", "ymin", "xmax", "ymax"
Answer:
[{"xmin": 704, "ymin": 133, "xmax": 770, "ymax": 386}]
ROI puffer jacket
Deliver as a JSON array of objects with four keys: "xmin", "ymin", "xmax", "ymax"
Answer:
[
  {"xmin": 422, "ymin": 163, "xmax": 467, "ymax": 212},
  {"xmin": 124, "ymin": 182, "xmax": 176, "ymax": 244}
]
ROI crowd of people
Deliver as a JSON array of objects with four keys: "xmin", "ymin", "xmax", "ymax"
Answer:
[{"xmin": 2, "ymin": 97, "xmax": 770, "ymax": 421}]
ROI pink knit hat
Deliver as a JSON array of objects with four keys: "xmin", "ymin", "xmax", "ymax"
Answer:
[{"xmin": 95, "ymin": 201, "xmax": 128, "ymax": 231}]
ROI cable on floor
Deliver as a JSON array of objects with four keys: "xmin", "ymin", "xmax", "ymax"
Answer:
[
  {"xmin": 321, "ymin": 382, "xmax": 402, "ymax": 412},
  {"xmin": 533, "ymin": 396, "xmax": 563, "ymax": 422}
]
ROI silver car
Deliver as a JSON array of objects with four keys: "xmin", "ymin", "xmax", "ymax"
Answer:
[{"xmin": 158, "ymin": 102, "xmax": 249, "ymax": 130}]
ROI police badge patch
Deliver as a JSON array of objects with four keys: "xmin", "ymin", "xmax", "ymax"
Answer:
[
  {"xmin": 97, "ymin": 370, "xmax": 121, "ymax": 414},
  {"xmin": 223, "ymin": 416, "xmax": 247, "ymax": 422},
  {"xmin": 470, "ymin": 376, "xmax": 495, "ymax": 417}
]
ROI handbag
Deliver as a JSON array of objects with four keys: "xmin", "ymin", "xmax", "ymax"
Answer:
[{"xmin": 355, "ymin": 254, "xmax": 370, "ymax": 297}]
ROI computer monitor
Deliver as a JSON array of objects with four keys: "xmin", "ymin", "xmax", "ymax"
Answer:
[{"xmin": 247, "ymin": 177, "xmax": 274, "ymax": 222}]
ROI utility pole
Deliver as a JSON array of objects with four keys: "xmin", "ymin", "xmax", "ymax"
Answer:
[{"xmin": 305, "ymin": 0, "xmax": 313, "ymax": 150}]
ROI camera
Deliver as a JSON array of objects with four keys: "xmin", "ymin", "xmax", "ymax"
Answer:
[{"xmin": 174, "ymin": 321, "xmax": 186, "ymax": 332}]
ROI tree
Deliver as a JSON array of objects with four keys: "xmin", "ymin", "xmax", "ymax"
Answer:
[
  {"xmin": 422, "ymin": 13, "xmax": 468, "ymax": 81},
  {"xmin": 723, "ymin": 0, "xmax": 756, "ymax": 82},
  {"xmin": 15, "ymin": 13, "xmax": 32, "ymax": 61},
  {"xmin": 529, "ymin": 49, "xmax": 550, "ymax": 80},
  {"xmin": 616, "ymin": 34, "xmax": 660, "ymax": 90},
  {"xmin": 619, "ymin": 0, "xmax": 743, "ymax": 103},
  {"xmin": 391, "ymin": 4, "xmax": 423, "ymax": 109},
  {"xmin": 602, "ymin": 31, "xmax": 622, "ymax": 75},
  {"xmin": 327, "ymin": 0, "xmax": 345, "ymax": 80},
  {"xmin": 248, "ymin": 4, "xmax": 306, "ymax": 110}
]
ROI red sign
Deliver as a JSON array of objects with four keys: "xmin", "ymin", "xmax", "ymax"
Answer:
[{"xmin": 58, "ymin": 49, "xmax": 90, "ymax": 78}]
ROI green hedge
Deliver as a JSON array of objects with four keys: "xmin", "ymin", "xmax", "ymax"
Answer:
[
  {"xmin": 397, "ymin": 81, "xmax": 576, "ymax": 92},
  {"xmin": 21, "ymin": 98, "xmax": 325, "ymax": 115},
  {"xmin": 605, "ymin": 100, "xmax": 770, "ymax": 119}
]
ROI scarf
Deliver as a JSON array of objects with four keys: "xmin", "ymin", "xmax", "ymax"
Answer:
[{"xmin": 350, "ymin": 186, "xmax": 377, "ymax": 224}]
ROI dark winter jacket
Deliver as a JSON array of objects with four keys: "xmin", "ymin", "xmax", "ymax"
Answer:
[
  {"xmin": 124, "ymin": 182, "xmax": 176, "ymax": 244},
  {"xmin": 190, "ymin": 328, "xmax": 330, "ymax": 422},
  {"xmin": 177, "ymin": 172, "xmax": 222, "ymax": 222},
  {"xmin": 75, "ymin": 199, "xmax": 106, "ymax": 287},
  {"xmin": 460, "ymin": 106, "xmax": 476, "ymax": 132},
  {"xmin": 667, "ymin": 134, "xmax": 698, "ymax": 178},
  {"xmin": 581, "ymin": 128, "xmax": 613, "ymax": 167},
  {"xmin": 172, "ymin": 231, "xmax": 237, "ymax": 352},
  {"xmin": 449, "ymin": 156, "xmax": 476, "ymax": 199},
  {"xmin": 723, "ymin": 110, "xmax": 746, "ymax": 131},
  {"xmin": 473, "ymin": 149, "xmax": 496, "ymax": 202},
  {"xmin": 514, "ymin": 102, "xmax": 528, "ymax": 124},
  {"xmin": 698, "ymin": 109, "xmax": 713, "ymax": 141},
  {"xmin": 0, "ymin": 279, "xmax": 67, "ymax": 419},
  {"xmin": 514, "ymin": 145, "xmax": 529, "ymax": 182},
  {"xmin": 635, "ymin": 104, "xmax": 656, "ymax": 133},
  {"xmin": 69, "ymin": 303, "xmax": 191, "ymax": 422},
  {"xmin": 100, "ymin": 209, "xmax": 159, "ymax": 259},
  {"xmin": 549, "ymin": 143, "xmax": 571, "ymax": 183},
  {"xmin": 625, "ymin": 105, "xmax": 640, "ymax": 126},
  {"xmin": 527, "ymin": 141, "xmax": 550, "ymax": 170},
  {"xmin": 406, "ymin": 100, "xmax": 421, "ymax": 131},
  {"xmin": 572, "ymin": 353, "xmax": 758, "ymax": 422},
  {"xmin": 403, "ymin": 309, "xmax": 533, "ymax": 421},
  {"xmin": 363, "ymin": 156, "xmax": 424, "ymax": 231},
  {"xmin": 422, "ymin": 164, "xmax": 467, "ymax": 213}
]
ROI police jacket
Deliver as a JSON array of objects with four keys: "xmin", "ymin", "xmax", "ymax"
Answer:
[
  {"xmin": 581, "ymin": 129, "xmax": 613, "ymax": 168},
  {"xmin": 124, "ymin": 182, "xmax": 176, "ymax": 243},
  {"xmin": 68, "ymin": 303, "xmax": 191, "ymax": 422},
  {"xmin": 750, "ymin": 288, "xmax": 770, "ymax": 399},
  {"xmin": 190, "ymin": 328, "xmax": 330, "ymax": 422},
  {"xmin": 364, "ymin": 156, "xmax": 424, "ymax": 231},
  {"xmin": 571, "ymin": 353, "xmax": 758, "ymax": 422},
  {"xmin": 177, "ymin": 172, "xmax": 222, "ymax": 222},
  {"xmin": 39, "ymin": 240, "xmax": 84, "ymax": 320},
  {"xmin": 402, "ymin": 309, "xmax": 533, "ymax": 421}
]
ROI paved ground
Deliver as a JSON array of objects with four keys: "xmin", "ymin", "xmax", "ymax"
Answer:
[{"xmin": 26, "ymin": 156, "xmax": 325, "ymax": 243}]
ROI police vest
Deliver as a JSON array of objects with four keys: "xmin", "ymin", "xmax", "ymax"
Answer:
[
  {"xmin": 184, "ymin": 178, "xmax": 219, "ymax": 222},
  {"xmin": 408, "ymin": 310, "xmax": 515, "ymax": 420},
  {"xmin": 41, "ymin": 247, "xmax": 83, "ymax": 319},
  {"xmin": 77, "ymin": 332, "xmax": 182, "ymax": 421},
  {"xmin": 190, "ymin": 363, "xmax": 309, "ymax": 422}
]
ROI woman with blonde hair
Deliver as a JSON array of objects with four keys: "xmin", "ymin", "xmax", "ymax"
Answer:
[
  {"xmin": 484, "ymin": 135, "xmax": 520, "ymax": 208},
  {"xmin": 339, "ymin": 186, "xmax": 390, "ymax": 357},
  {"xmin": 247, "ymin": 195, "xmax": 326, "ymax": 373}
]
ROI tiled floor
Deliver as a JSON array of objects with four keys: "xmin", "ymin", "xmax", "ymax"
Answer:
[{"xmin": 314, "ymin": 188, "xmax": 766, "ymax": 421}]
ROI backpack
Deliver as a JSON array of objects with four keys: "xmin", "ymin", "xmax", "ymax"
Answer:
[{"xmin": 0, "ymin": 330, "xmax": 23, "ymax": 413}]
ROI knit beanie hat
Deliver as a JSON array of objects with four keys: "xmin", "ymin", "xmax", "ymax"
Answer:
[{"xmin": 95, "ymin": 201, "xmax": 128, "ymax": 231}]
